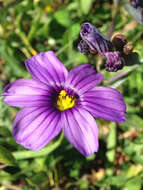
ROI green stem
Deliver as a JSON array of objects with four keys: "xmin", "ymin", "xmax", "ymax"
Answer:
[{"xmin": 13, "ymin": 132, "xmax": 64, "ymax": 160}]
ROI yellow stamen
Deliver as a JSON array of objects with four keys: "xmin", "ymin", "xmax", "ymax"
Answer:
[{"xmin": 56, "ymin": 90, "xmax": 76, "ymax": 111}]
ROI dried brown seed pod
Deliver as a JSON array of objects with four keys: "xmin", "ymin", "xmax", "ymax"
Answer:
[
  {"xmin": 123, "ymin": 42, "xmax": 134, "ymax": 54},
  {"xmin": 111, "ymin": 33, "xmax": 128, "ymax": 52}
]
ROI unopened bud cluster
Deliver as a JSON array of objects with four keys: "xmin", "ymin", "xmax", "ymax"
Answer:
[
  {"xmin": 78, "ymin": 23, "xmax": 113, "ymax": 54},
  {"xmin": 78, "ymin": 23, "xmax": 133, "ymax": 72},
  {"xmin": 131, "ymin": 0, "xmax": 143, "ymax": 9}
]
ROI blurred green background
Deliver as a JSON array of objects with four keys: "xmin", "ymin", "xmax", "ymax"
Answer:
[{"xmin": 0, "ymin": 0, "xmax": 143, "ymax": 189}]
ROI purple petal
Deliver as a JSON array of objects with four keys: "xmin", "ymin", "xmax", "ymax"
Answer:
[
  {"xmin": 82, "ymin": 86, "xmax": 126, "ymax": 123},
  {"xmin": 66, "ymin": 64, "xmax": 104, "ymax": 95},
  {"xmin": 3, "ymin": 79, "xmax": 53, "ymax": 107},
  {"xmin": 62, "ymin": 107, "xmax": 98, "ymax": 156},
  {"xmin": 25, "ymin": 51, "xmax": 68, "ymax": 86},
  {"xmin": 13, "ymin": 107, "xmax": 61, "ymax": 150}
]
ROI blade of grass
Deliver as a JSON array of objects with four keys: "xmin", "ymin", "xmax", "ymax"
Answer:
[{"xmin": 13, "ymin": 132, "xmax": 64, "ymax": 160}]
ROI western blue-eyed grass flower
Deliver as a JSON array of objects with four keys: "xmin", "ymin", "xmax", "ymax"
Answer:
[{"xmin": 3, "ymin": 51, "xmax": 126, "ymax": 156}]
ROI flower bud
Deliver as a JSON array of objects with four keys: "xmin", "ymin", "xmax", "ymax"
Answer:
[
  {"xmin": 80, "ymin": 23, "xmax": 113, "ymax": 54},
  {"xmin": 78, "ymin": 40, "xmax": 90, "ymax": 54},
  {"xmin": 102, "ymin": 51, "xmax": 124, "ymax": 72},
  {"xmin": 131, "ymin": 0, "xmax": 143, "ymax": 8}
]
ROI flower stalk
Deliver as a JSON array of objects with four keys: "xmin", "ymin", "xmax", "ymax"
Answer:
[{"xmin": 13, "ymin": 132, "xmax": 64, "ymax": 160}]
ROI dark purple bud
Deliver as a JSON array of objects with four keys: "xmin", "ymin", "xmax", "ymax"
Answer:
[
  {"xmin": 132, "ymin": 1, "xmax": 138, "ymax": 8},
  {"xmin": 102, "ymin": 52, "xmax": 124, "ymax": 72},
  {"xmin": 131, "ymin": 0, "xmax": 143, "ymax": 9},
  {"xmin": 80, "ymin": 22, "xmax": 114, "ymax": 54},
  {"xmin": 78, "ymin": 40, "xmax": 90, "ymax": 54},
  {"xmin": 132, "ymin": 0, "xmax": 139, "ymax": 8}
]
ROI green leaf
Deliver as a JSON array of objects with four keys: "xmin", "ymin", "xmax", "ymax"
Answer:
[
  {"xmin": 54, "ymin": 9, "xmax": 72, "ymax": 27},
  {"xmin": 28, "ymin": 9, "xmax": 42, "ymax": 41},
  {"xmin": 80, "ymin": 0, "xmax": 93, "ymax": 15},
  {"xmin": 0, "ymin": 145, "xmax": 16, "ymax": 166},
  {"xmin": 13, "ymin": 132, "xmax": 64, "ymax": 160},
  {"xmin": 123, "ymin": 177, "xmax": 142, "ymax": 190},
  {"xmin": 136, "ymin": 72, "xmax": 142, "ymax": 95},
  {"xmin": 123, "ymin": 140, "xmax": 143, "ymax": 164},
  {"xmin": 123, "ymin": 1, "xmax": 143, "ymax": 25},
  {"xmin": 30, "ymin": 172, "xmax": 47, "ymax": 185},
  {"xmin": 110, "ymin": 78, "xmax": 128, "ymax": 88},
  {"xmin": 106, "ymin": 123, "xmax": 116, "ymax": 162},
  {"xmin": 125, "ymin": 114, "xmax": 143, "ymax": 129},
  {"xmin": 107, "ymin": 64, "xmax": 139, "ymax": 85},
  {"xmin": 0, "ymin": 40, "xmax": 23, "ymax": 76},
  {"xmin": 106, "ymin": 175, "xmax": 128, "ymax": 186},
  {"xmin": 123, "ymin": 184, "xmax": 141, "ymax": 190}
]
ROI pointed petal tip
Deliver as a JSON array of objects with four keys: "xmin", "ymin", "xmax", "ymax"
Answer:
[
  {"xmin": 62, "ymin": 108, "xmax": 99, "ymax": 157},
  {"xmin": 2, "ymin": 79, "xmax": 52, "ymax": 107},
  {"xmin": 96, "ymin": 73, "xmax": 104, "ymax": 83},
  {"xmin": 25, "ymin": 50, "xmax": 68, "ymax": 85},
  {"xmin": 83, "ymin": 145, "xmax": 99, "ymax": 157},
  {"xmin": 15, "ymin": 138, "xmax": 42, "ymax": 151},
  {"xmin": 25, "ymin": 51, "xmax": 55, "ymax": 63},
  {"xmin": 46, "ymin": 50, "xmax": 55, "ymax": 56},
  {"xmin": 83, "ymin": 86, "xmax": 126, "ymax": 123},
  {"xmin": 80, "ymin": 143, "xmax": 99, "ymax": 157},
  {"xmin": 117, "ymin": 115, "xmax": 126, "ymax": 124}
]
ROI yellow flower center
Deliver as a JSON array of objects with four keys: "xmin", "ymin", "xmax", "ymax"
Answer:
[{"xmin": 56, "ymin": 90, "xmax": 76, "ymax": 111}]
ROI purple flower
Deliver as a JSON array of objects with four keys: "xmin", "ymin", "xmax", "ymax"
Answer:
[
  {"xmin": 3, "ymin": 51, "xmax": 126, "ymax": 156},
  {"xmin": 79, "ymin": 22, "xmax": 113, "ymax": 54},
  {"xmin": 102, "ymin": 51, "xmax": 124, "ymax": 72}
]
